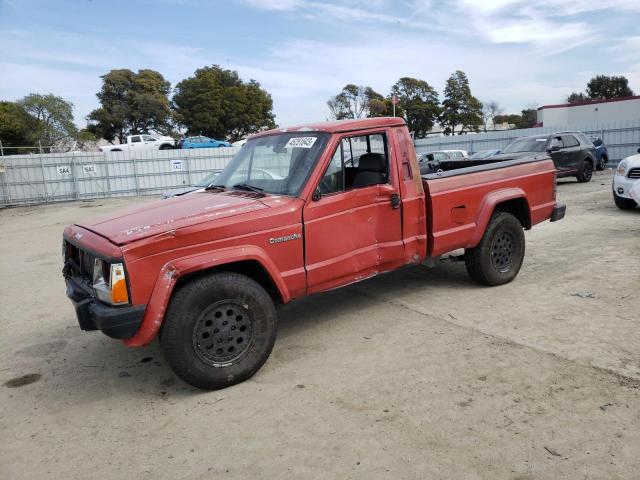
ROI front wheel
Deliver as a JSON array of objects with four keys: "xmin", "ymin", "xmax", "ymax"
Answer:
[
  {"xmin": 160, "ymin": 272, "xmax": 277, "ymax": 390},
  {"xmin": 576, "ymin": 160, "xmax": 593, "ymax": 183},
  {"xmin": 465, "ymin": 212, "xmax": 525, "ymax": 286}
]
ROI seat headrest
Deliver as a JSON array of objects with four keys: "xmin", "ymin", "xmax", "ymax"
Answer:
[{"xmin": 358, "ymin": 153, "xmax": 386, "ymax": 172}]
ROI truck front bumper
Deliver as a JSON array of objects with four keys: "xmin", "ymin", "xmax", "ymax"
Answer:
[
  {"xmin": 550, "ymin": 203, "xmax": 566, "ymax": 222},
  {"xmin": 65, "ymin": 277, "xmax": 145, "ymax": 339}
]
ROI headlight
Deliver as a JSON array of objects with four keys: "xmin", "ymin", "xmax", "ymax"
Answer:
[
  {"xmin": 93, "ymin": 259, "xmax": 130, "ymax": 305},
  {"xmin": 617, "ymin": 159, "xmax": 628, "ymax": 176}
]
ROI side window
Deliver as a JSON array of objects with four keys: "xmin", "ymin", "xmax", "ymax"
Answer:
[
  {"xmin": 130, "ymin": 136, "xmax": 141, "ymax": 143},
  {"xmin": 142, "ymin": 135, "xmax": 155, "ymax": 142},
  {"xmin": 433, "ymin": 152, "xmax": 448, "ymax": 161},
  {"xmin": 561, "ymin": 135, "xmax": 579, "ymax": 148},
  {"xmin": 549, "ymin": 137, "xmax": 563, "ymax": 149},
  {"xmin": 318, "ymin": 133, "xmax": 389, "ymax": 194}
]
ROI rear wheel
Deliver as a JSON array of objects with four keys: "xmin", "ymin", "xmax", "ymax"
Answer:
[
  {"xmin": 597, "ymin": 155, "xmax": 608, "ymax": 171},
  {"xmin": 160, "ymin": 144, "xmax": 173, "ymax": 150},
  {"xmin": 613, "ymin": 192, "xmax": 637, "ymax": 210},
  {"xmin": 465, "ymin": 212, "xmax": 525, "ymax": 286},
  {"xmin": 576, "ymin": 160, "xmax": 593, "ymax": 183},
  {"xmin": 160, "ymin": 272, "xmax": 277, "ymax": 390}
]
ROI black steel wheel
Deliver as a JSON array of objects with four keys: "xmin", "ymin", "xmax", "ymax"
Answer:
[
  {"xmin": 465, "ymin": 212, "xmax": 525, "ymax": 286},
  {"xmin": 597, "ymin": 155, "xmax": 608, "ymax": 171},
  {"xmin": 160, "ymin": 272, "xmax": 277, "ymax": 390},
  {"xmin": 490, "ymin": 230, "xmax": 516, "ymax": 273},
  {"xmin": 192, "ymin": 301, "xmax": 254, "ymax": 366}
]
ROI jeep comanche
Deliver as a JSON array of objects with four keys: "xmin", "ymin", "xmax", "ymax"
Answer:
[{"xmin": 63, "ymin": 117, "xmax": 566, "ymax": 390}]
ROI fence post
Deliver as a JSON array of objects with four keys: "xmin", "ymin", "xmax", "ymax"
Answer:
[
  {"xmin": 39, "ymin": 155, "xmax": 49, "ymax": 203},
  {"xmin": 104, "ymin": 159, "xmax": 111, "ymax": 196},
  {"xmin": 0, "ymin": 140, "xmax": 3, "ymax": 156},
  {"xmin": 71, "ymin": 157, "xmax": 79, "ymax": 200},
  {"xmin": 38, "ymin": 140, "xmax": 43, "ymax": 154},
  {"xmin": 132, "ymin": 156, "xmax": 140, "ymax": 196}
]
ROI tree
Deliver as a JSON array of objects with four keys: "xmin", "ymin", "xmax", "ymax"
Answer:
[
  {"xmin": 87, "ymin": 69, "xmax": 173, "ymax": 144},
  {"xmin": 0, "ymin": 101, "xmax": 42, "ymax": 151},
  {"xmin": 586, "ymin": 75, "xmax": 634, "ymax": 100},
  {"xmin": 18, "ymin": 93, "xmax": 77, "ymax": 147},
  {"xmin": 173, "ymin": 65, "xmax": 276, "ymax": 142},
  {"xmin": 328, "ymin": 85, "xmax": 371, "ymax": 120},
  {"xmin": 481, "ymin": 101, "xmax": 502, "ymax": 132},
  {"xmin": 493, "ymin": 113, "xmax": 521, "ymax": 128},
  {"xmin": 390, "ymin": 77, "xmax": 440, "ymax": 138},
  {"xmin": 567, "ymin": 92, "xmax": 588, "ymax": 104},
  {"xmin": 439, "ymin": 71, "xmax": 483, "ymax": 135},
  {"xmin": 517, "ymin": 108, "xmax": 537, "ymax": 129}
]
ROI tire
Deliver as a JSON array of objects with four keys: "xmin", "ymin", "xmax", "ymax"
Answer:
[
  {"xmin": 613, "ymin": 192, "xmax": 637, "ymax": 210},
  {"xmin": 597, "ymin": 155, "xmax": 608, "ymax": 171},
  {"xmin": 159, "ymin": 144, "xmax": 173, "ymax": 150},
  {"xmin": 160, "ymin": 272, "xmax": 277, "ymax": 390},
  {"xmin": 576, "ymin": 159, "xmax": 593, "ymax": 183},
  {"xmin": 465, "ymin": 212, "xmax": 525, "ymax": 286}
]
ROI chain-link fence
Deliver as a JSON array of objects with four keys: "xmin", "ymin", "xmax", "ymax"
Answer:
[{"xmin": 1, "ymin": 119, "xmax": 639, "ymax": 207}]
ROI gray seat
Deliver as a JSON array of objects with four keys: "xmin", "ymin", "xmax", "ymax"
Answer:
[{"xmin": 352, "ymin": 153, "xmax": 387, "ymax": 187}]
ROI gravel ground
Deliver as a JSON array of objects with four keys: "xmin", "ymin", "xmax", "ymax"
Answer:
[{"xmin": 1, "ymin": 170, "xmax": 639, "ymax": 479}]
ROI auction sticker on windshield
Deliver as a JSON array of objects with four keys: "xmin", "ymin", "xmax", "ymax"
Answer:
[{"xmin": 286, "ymin": 137, "xmax": 317, "ymax": 149}]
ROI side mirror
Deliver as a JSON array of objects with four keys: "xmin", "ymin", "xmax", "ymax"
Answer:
[{"xmin": 312, "ymin": 187, "xmax": 322, "ymax": 202}]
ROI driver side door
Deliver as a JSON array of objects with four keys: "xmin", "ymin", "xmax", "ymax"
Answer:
[{"xmin": 303, "ymin": 131, "xmax": 404, "ymax": 294}]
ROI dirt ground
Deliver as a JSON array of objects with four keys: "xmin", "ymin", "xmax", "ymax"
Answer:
[{"xmin": 1, "ymin": 170, "xmax": 639, "ymax": 479}]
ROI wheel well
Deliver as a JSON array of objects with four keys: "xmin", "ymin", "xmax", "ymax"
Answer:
[
  {"xmin": 175, "ymin": 260, "xmax": 283, "ymax": 304},
  {"xmin": 493, "ymin": 198, "xmax": 531, "ymax": 229}
]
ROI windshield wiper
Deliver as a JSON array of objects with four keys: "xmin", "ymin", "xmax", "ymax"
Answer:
[
  {"xmin": 232, "ymin": 183, "xmax": 265, "ymax": 194},
  {"xmin": 205, "ymin": 184, "xmax": 225, "ymax": 191}
]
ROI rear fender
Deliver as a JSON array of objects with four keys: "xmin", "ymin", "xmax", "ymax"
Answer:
[
  {"xmin": 124, "ymin": 245, "xmax": 289, "ymax": 347},
  {"xmin": 468, "ymin": 188, "xmax": 529, "ymax": 247}
]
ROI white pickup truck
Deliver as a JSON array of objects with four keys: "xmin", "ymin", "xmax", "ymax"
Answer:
[{"xmin": 99, "ymin": 134, "xmax": 175, "ymax": 154}]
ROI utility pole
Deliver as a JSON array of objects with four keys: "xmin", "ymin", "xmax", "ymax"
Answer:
[{"xmin": 391, "ymin": 95, "xmax": 398, "ymax": 117}]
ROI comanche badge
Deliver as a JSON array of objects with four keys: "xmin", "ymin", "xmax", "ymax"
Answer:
[{"xmin": 269, "ymin": 233, "xmax": 302, "ymax": 245}]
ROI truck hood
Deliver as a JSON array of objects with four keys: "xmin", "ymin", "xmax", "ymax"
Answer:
[{"xmin": 77, "ymin": 192, "xmax": 268, "ymax": 246}]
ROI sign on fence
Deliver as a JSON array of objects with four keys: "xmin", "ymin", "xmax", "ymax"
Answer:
[
  {"xmin": 57, "ymin": 165, "xmax": 72, "ymax": 176},
  {"xmin": 171, "ymin": 159, "xmax": 184, "ymax": 171}
]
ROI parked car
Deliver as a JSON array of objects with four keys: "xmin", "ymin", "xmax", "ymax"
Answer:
[
  {"xmin": 232, "ymin": 138, "xmax": 248, "ymax": 147},
  {"xmin": 62, "ymin": 116, "xmax": 564, "ymax": 390},
  {"xmin": 179, "ymin": 136, "xmax": 231, "ymax": 149},
  {"xmin": 162, "ymin": 169, "xmax": 283, "ymax": 198},
  {"xmin": 587, "ymin": 135, "xmax": 609, "ymax": 171},
  {"xmin": 99, "ymin": 134, "xmax": 175, "ymax": 153},
  {"xmin": 470, "ymin": 149, "xmax": 501, "ymax": 160},
  {"xmin": 418, "ymin": 149, "xmax": 468, "ymax": 163},
  {"xmin": 490, "ymin": 132, "xmax": 597, "ymax": 182},
  {"xmin": 612, "ymin": 147, "xmax": 640, "ymax": 209}
]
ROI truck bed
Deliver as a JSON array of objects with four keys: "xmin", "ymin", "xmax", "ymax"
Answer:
[{"xmin": 420, "ymin": 155, "xmax": 557, "ymax": 258}]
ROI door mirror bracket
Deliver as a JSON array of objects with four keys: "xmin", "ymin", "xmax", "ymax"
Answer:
[{"xmin": 312, "ymin": 187, "xmax": 322, "ymax": 202}]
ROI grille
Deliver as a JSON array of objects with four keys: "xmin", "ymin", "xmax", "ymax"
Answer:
[
  {"xmin": 628, "ymin": 168, "xmax": 640, "ymax": 179},
  {"xmin": 65, "ymin": 242, "xmax": 96, "ymax": 281}
]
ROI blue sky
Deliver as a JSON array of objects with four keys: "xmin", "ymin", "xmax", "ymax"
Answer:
[{"xmin": 1, "ymin": 0, "xmax": 639, "ymax": 129}]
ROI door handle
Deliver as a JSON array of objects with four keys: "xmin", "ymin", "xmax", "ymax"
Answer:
[{"xmin": 390, "ymin": 193, "xmax": 400, "ymax": 209}]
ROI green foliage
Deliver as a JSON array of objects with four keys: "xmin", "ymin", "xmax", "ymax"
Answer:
[
  {"xmin": 493, "ymin": 113, "xmax": 522, "ymax": 127},
  {"xmin": 19, "ymin": 93, "xmax": 77, "ymax": 146},
  {"xmin": 0, "ymin": 101, "xmax": 41, "ymax": 150},
  {"xmin": 517, "ymin": 108, "xmax": 537, "ymax": 128},
  {"xmin": 172, "ymin": 65, "xmax": 276, "ymax": 142},
  {"xmin": 586, "ymin": 75, "xmax": 634, "ymax": 100},
  {"xmin": 87, "ymin": 69, "xmax": 173, "ymax": 143},
  {"xmin": 439, "ymin": 71, "xmax": 483, "ymax": 135},
  {"xmin": 566, "ymin": 75, "xmax": 634, "ymax": 105},
  {"xmin": 567, "ymin": 92, "xmax": 588, "ymax": 104},
  {"xmin": 390, "ymin": 77, "xmax": 439, "ymax": 137}
]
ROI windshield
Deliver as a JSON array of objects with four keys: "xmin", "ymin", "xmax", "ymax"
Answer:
[
  {"xmin": 211, "ymin": 132, "xmax": 330, "ymax": 196},
  {"xmin": 501, "ymin": 137, "xmax": 548, "ymax": 154},
  {"xmin": 195, "ymin": 171, "xmax": 221, "ymax": 187}
]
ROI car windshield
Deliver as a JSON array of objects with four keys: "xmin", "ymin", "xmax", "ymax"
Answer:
[
  {"xmin": 195, "ymin": 171, "xmax": 221, "ymax": 187},
  {"xmin": 211, "ymin": 132, "xmax": 330, "ymax": 196},
  {"xmin": 501, "ymin": 137, "xmax": 548, "ymax": 154}
]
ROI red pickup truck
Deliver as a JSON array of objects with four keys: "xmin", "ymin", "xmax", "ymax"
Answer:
[{"xmin": 63, "ymin": 117, "xmax": 565, "ymax": 389}]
